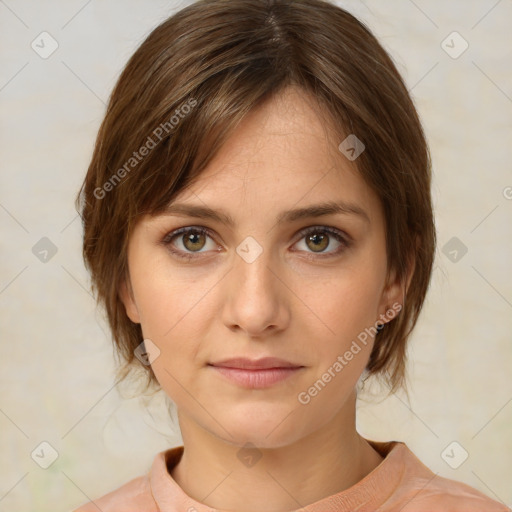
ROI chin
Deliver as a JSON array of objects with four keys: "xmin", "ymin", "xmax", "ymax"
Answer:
[
  {"xmin": 210, "ymin": 402, "xmax": 308, "ymax": 449},
  {"xmin": 221, "ymin": 428, "xmax": 303, "ymax": 450}
]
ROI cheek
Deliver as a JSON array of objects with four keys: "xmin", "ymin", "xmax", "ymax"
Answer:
[
  {"xmin": 294, "ymin": 267, "xmax": 385, "ymax": 408},
  {"xmin": 294, "ymin": 279, "xmax": 379, "ymax": 415},
  {"xmin": 131, "ymin": 252, "xmax": 216, "ymax": 340},
  {"xmin": 302, "ymin": 265, "xmax": 384, "ymax": 347},
  {"xmin": 129, "ymin": 255, "xmax": 221, "ymax": 399}
]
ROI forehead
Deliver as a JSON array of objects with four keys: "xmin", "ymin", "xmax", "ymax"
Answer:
[{"xmin": 169, "ymin": 86, "xmax": 382, "ymax": 226}]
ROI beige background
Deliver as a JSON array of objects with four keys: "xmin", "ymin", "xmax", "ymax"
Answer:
[{"xmin": 0, "ymin": 1, "xmax": 511, "ymax": 510}]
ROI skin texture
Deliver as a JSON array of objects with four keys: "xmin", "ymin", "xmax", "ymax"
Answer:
[{"xmin": 120, "ymin": 86, "xmax": 409, "ymax": 512}]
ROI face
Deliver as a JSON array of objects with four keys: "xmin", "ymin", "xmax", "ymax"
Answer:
[{"xmin": 120, "ymin": 86, "xmax": 403, "ymax": 448}]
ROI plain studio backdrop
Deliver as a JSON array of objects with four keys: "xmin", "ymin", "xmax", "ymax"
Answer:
[{"xmin": 0, "ymin": 1, "xmax": 511, "ymax": 510}]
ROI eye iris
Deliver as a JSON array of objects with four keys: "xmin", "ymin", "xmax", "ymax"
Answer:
[
  {"xmin": 306, "ymin": 232, "xmax": 329, "ymax": 252},
  {"xmin": 183, "ymin": 231, "xmax": 206, "ymax": 251}
]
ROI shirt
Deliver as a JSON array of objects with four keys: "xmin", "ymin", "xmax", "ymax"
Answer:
[{"xmin": 72, "ymin": 440, "xmax": 508, "ymax": 511}]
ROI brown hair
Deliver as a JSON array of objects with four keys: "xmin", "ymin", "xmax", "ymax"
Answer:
[{"xmin": 76, "ymin": 0, "xmax": 436, "ymax": 393}]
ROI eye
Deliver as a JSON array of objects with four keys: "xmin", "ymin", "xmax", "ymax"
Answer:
[
  {"xmin": 161, "ymin": 225, "xmax": 351, "ymax": 261},
  {"xmin": 292, "ymin": 226, "xmax": 350, "ymax": 259},
  {"xmin": 162, "ymin": 226, "xmax": 220, "ymax": 261}
]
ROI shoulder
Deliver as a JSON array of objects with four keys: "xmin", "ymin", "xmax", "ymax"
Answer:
[
  {"xmin": 72, "ymin": 474, "xmax": 158, "ymax": 512},
  {"xmin": 377, "ymin": 442, "xmax": 508, "ymax": 512},
  {"xmin": 395, "ymin": 474, "xmax": 509, "ymax": 511}
]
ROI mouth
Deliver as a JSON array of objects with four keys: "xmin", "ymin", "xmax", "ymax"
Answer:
[
  {"xmin": 208, "ymin": 357, "xmax": 304, "ymax": 389},
  {"xmin": 209, "ymin": 357, "xmax": 302, "ymax": 370}
]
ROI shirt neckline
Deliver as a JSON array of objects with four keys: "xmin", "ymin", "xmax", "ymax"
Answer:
[{"xmin": 149, "ymin": 439, "xmax": 407, "ymax": 512}]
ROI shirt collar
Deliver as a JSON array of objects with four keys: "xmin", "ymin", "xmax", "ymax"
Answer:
[{"xmin": 149, "ymin": 440, "xmax": 407, "ymax": 512}]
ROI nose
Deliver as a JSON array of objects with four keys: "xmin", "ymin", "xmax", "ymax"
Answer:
[{"xmin": 221, "ymin": 241, "xmax": 290, "ymax": 338}]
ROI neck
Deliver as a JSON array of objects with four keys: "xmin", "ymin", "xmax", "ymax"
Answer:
[{"xmin": 170, "ymin": 394, "xmax": 383, "ymax": 512}]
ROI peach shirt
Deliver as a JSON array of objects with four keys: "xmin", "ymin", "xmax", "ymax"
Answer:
[{"xmin": 74, "ymin": 440, "xmax": 508, "ymax": 511}]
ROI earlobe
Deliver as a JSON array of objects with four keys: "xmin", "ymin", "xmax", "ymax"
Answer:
[{"xmin": 119, "ymin": 278, "xmax": 141, "ymax": 324}]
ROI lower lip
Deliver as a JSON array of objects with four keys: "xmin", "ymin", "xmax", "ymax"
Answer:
[{"xmin": 210, "ymin": 366, "xmax": 302, "ymax": 389}]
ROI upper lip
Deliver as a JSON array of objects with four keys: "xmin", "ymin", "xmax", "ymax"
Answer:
[{"xmin": 209, "ymin": 357, "xmax": 302, "ymax": 370}]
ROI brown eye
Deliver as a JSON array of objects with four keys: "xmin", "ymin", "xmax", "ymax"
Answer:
[
  {"xmin": 305, "ymin": 232, "xmax": 329, "ymax": 252},
  {"xmin": 162, "ymin": 226, "xmax": 218, "ymax": 260},
  {"xmin": 182, "ymin": 231, "xmax": 207, "ymax": 252},
  {"xmin": 294, "ymin": 226, "xmax": 350, "ymax": 259}
]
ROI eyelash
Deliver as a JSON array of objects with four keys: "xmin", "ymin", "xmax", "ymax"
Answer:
[{"xmin": 161, "ymin": 225, "xmax": 351, "ymax": 262}]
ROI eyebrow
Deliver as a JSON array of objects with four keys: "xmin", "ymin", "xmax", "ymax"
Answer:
[{"xmin": 160, "ymin": 200, "xmax": 370, "ymax": 227}]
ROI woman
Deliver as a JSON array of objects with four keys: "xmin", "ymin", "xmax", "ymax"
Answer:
[{"xmin": 73, "ymin": 0, "xmax": 506, "ymax": 510}]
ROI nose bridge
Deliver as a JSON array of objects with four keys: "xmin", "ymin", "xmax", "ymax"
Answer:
[
  {"xmin": 233, "ymin": 235, "xmax": 278, "ymax": 296},
  {"xmin": 223, "ymin": 234, "xmax": 286, "ymax": 333}
]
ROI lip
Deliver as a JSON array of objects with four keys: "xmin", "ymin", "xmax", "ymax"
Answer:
[
  {"xmin": 208, "ymin": 357, "xmax": 304, "ymax": 389},
  {"xmin": 210, "ymin": 357, "xmax": 301, "ymax": 370}
]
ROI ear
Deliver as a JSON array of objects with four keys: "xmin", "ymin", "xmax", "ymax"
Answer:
[
  {"xmin": 119, "ymin": 277, "xmax": 141, "ymax": 324},
  {"xmin": 378, "ymin": 247, "xmax": 416, "ymax": 324}
]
